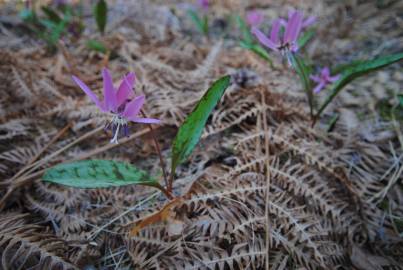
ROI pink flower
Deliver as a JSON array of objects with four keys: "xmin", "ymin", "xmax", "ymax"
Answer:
[
  {"xmin": 246, "ymin": 10, "xmax": 263, "ymax": 27},
  {"xmin": 279, "ymin": 10, "xmax": 316, "ymax": 29},
  {"xmin": 72, "ymin": 68, "xmax": 160, "ymax": 144},
  {"xmin": 252, "ymin": 10, "xmax": 304, "ymax": 59},
  {"xmin": 310, "ymin": 67, "xmax": 340, "ymax": 94},
  {"xmin": 197, "ymin": 0, "xmax": 209, "ymax": 11}
]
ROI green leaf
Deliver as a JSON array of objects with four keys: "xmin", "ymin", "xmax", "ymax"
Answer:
[
  {"xmin": 331, "ymin": 59, "xmax": 366, "ymax": 75},
  {"xmin": 236, "ymin": 15, "xmax": 253, "ymax": 44},
  {"xmin": 239, "ymin": 41, "xmax": 273, "ymax": 67},
  {"xmin": 41, "ymin": 6, "xmax": 62, "ymax": 23},
  {"xmin": 201, "ymin": 15, "xmax": 209, "ymax": 35},
  {"xmin": 94, "ymin": 0, "xmax": 107, "ymax": 34},
  {"xmin": 86, "ymin": 39, "xmax": 108, "ymax": 53},
  {"xmin": 43, "ymin": 159, "xmax": 158, "ymax": 188},
  {"xmin": 171, "ymin": 75, "xmax": 231, "ymax": 174},
  {"xmin": 187, "ymin": 9, "xmax": 207, "ymax": 34},
  {"xmin": 398, "ymin": 94, "xmax": 403, "ymax": 107},
  {"xmin": 250, "ymin": 44, "xmax": 273, "ymax": 66},
  {"xmin": 297, "ymin": 29, "xmax": 315, "ymax": 49},
  {"xmin": 290, "ymin": 54, "xmax": 314, "ymax": 117},
  {"xmin": 19, "ymin": 8, "xmax": 37, "ymax": 23},
  {"xmin": 316, "ymin": 53, "xmax": 403, "ymax": 118}
]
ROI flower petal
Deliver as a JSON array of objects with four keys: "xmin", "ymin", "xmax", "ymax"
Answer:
[
  {"xmin": 246, "ymin": 10, "xmax": 263, "ymax": 27},
  {"xmin": 116, "ymin": 72, "xmax": 136, "ymax": 107},
  {"xmin": 72, "ymin": 75, "xmax": 105, "ymax": 111},
  {"xmin": 122, "ymin": 95, "xmax": 144, "ymax": 118},
  {"xmin": 321, "ymin": 67, "xmax": 330, "ymax": 77},
  {"xmin": 313, "ymin": 82, "xmax": 326, "ymax": 94},
  {"xmin": 251, "ymin": 27, "xmax": 278, "ymax": 51},
  {"xmin": 284, "ymin": 10, "xmax": 303, "ymax": 43},
  {"xmin": 302, "ymin": 16, "xmax": 316, "ymax": 28},
  {"xmin": 270, "ymin": 19, "xmax": 281, "ymax": 45},
  {"xmin": 329, "ymin": 74, "xmax": 341, "ymax": 82},
  {"xmin": 128, "ymin": 117, "xmax": 161, "ymax": 124},
  {"xmin": 309, "ymin": 74, "xmax": 321, "ymax": 83},
  {"xmin": 102, "ymin": 68, "xmax": 118, "ymax": 112}
]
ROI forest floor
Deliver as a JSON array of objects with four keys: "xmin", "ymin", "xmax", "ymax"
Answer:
[{"xmin": 0, "ymin": 0, "xmax": 402, "ymax": 269}]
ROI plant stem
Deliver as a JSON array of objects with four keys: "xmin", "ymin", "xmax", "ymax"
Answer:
[
  {"xmin": 168, "ymin": 171, "xmax": 174, "ymax": 194},
  {"xmin": 153, "ymin": 183, "xmax": 173, "ymax": 199},
  {"xmin": 140, "ymin": 110, "xmax": 169, "ymax": 190}
]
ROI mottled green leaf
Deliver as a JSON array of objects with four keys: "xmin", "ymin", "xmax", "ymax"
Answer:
[
  {"xmin": 43, "ymin": 160, "xmax": 158, "ymax": 188},
  {"xmin": 171, "ymin": 75, "xmax": 231, "ymax": 174},
  {"xmin": 316, "ymin": 53, "xmax": 403, "ymax": 117},
  {"xmin": 94, "ymin": 0, "xmax": 107, "ymax": 34},
  {"xmin": 86, "ymin": 39, "xmax": 107, "ymax": 53}
]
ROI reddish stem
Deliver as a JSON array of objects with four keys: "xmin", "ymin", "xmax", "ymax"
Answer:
[{"xmin": 140, "ymin": 110, "xmax": 169, "ymax": 191}]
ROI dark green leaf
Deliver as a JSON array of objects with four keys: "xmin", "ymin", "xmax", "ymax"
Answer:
[
  {"xmin": 250, "ymin": 44, "xmax": 273, "ymax": 66},
  {"xmin": 239, "ymin": 41, "xmax": 273, "ymax": 67},
  {"xmin": 43, "ymin": 159, "xmax": 158, "ymax": 188},
  {"xmin": 326, "ymin": 113, "xmax": 339, "ymax": 132},
  {"xmin": 187, "ymin": 9, "xmax": 208, "ymax": 34},
  {"xmin": 202, "ymin": 15, "xmax": 209, "ymax": 35},
  {"xmin": 94, "ymin": 0, "xmax": 107, "ymax": 34},
  {"xmin": 331, "ymin": 59, "xmax": 367, "ymax": 75},
  {"xmin": 236, "ymin": 15, "xmax": 253, "ymax": 44},
  {"xmin": 297, "ymin": 29, "xmax": 315, "ymax": 49},
  {"xmin": 171, "ymin": 75, "xmax": 231, "ymax": 174},
  {"xmin": 316, "ymin": 53, "xmax": 403, "ymax": 117},
  {"xmin": 290, "ymin": 54, "xmax": 314, "ymax": 116},
  {"xmin": 86, "ymin": 39, "xmax": 108, "ymax": 53},
  {"xmin": 41, "ymin": 6, "xmax": 62, "ymax": 23},
  {"xmin": 398, "ymin": 94, "xmax": 403, "ymax": 107}
]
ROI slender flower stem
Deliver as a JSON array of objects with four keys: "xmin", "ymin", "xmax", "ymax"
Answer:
[{"xmin": 140, "ymin": 110, "xmax": 169, "ymax": 191}]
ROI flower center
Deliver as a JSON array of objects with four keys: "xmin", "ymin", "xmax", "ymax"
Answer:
[{"xmin": 107, "ymin": 114, "xmax": 129, "ymax": 144}]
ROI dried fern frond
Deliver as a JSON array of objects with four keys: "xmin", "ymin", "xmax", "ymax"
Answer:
[{"xmin": 0, "ymin": 213, "xmax": 77, "ymax": 270}]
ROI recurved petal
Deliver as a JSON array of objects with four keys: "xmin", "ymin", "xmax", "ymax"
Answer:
[
  {"xmin": 309, "ymin": 74, "xmax": 321, "ymax": 83},
  {"xmin": 251, "ymin": 27, "xmax": 278, "ymax": 51},
  {"xmin": 102, "ymin": 68, "xmax": 118, "ymax": 112},
  {"xmin": 72, "ymin": 75, "xmax": 105, "ymax": 111},
  {"xmin": 322, "ymin": 67, "xmax": 330, "ymax": 77},
  {"xmin": 116, "ymin": 72, "xmax": 136, "ymax": 107},
  {"xmin": 284, "ymin": 10, "xmax": 303, "ymax": 43},
  {"xmin": 329, "ymin": 74, "xmax": 341, "ymax": 82},
  {"xmin": 302, "ymin": 16, "xmax": 316, "ymax": 28},
  {"xmin": 122, "ymin": 95, "xmax": 144, "ymax": 118},
  {"xmin": 128, "ymin": 117, "xmax": 161, "ymax": 124},
  {"xmin": 313, "ymin": 82, "xmax": 326, "ymax": 94},
  {"xmin": 270, "ymin": 19, "xmax": 281, "ymax": 45}
]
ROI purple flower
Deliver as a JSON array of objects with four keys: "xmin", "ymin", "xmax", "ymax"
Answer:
[
  {"xmin": 246, "ymin": 10, "xmax": 263, "ymax": 27},
  {"xmin": 197, "ymin": 0, "xmax": 209, "ymax": 11},
  {"xmin": 279, "ymin": 10, "xmax": 316, "ymax": 29},
  {"xmin": 251, "ymin": 10, "xmax": 304, "ymax": 62},
  {"xmin": 310, "ymin": 67, "xmax": 340, "ymax": 94},
  {"xmin": 72, "ymin": 68, "xmax": 160, "ymax": 144}
]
